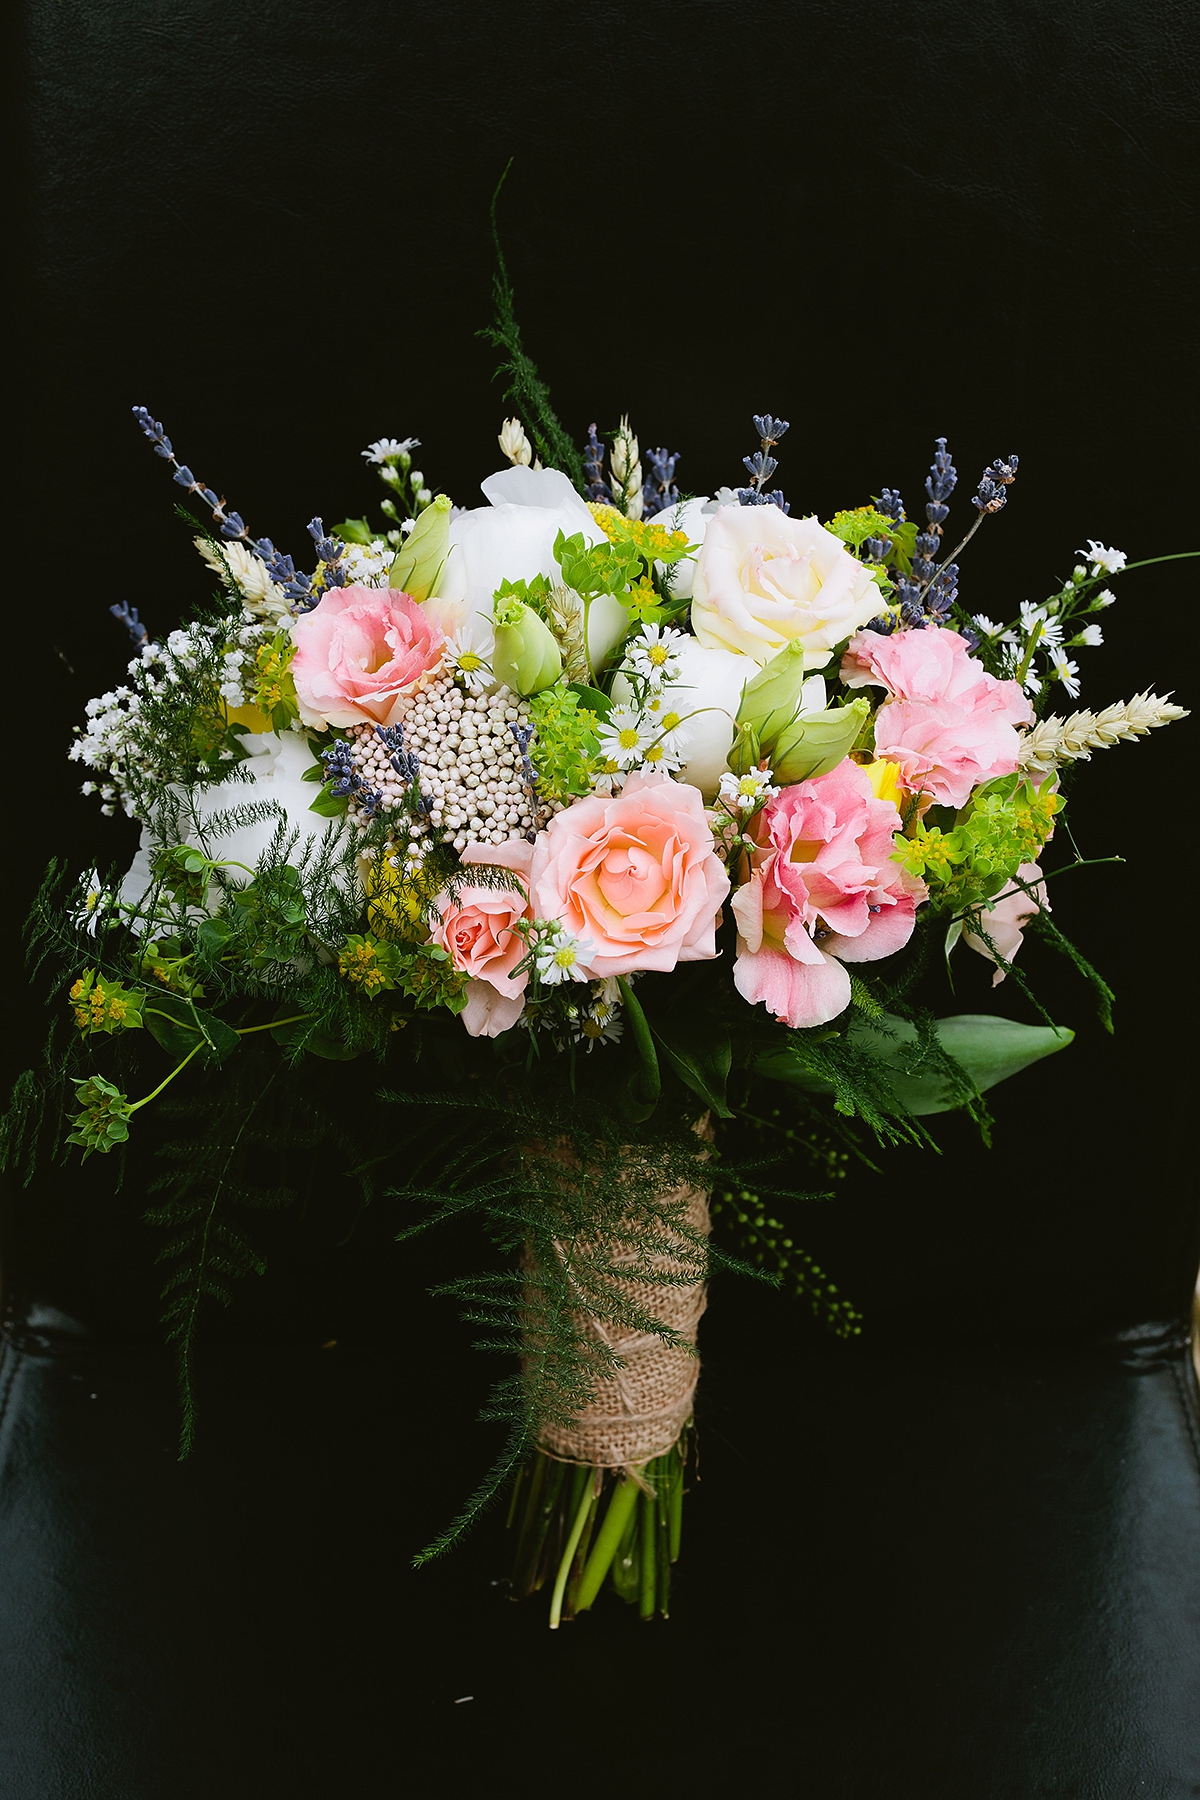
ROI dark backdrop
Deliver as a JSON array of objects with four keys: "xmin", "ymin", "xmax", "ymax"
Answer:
[{"xmin": 4, "ymin": 6, "xmax": 1200, "ymax": 1791}]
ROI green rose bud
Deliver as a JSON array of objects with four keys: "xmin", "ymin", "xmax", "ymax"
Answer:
[
  {"xmin": 735, "ymin": 640, "xmax": 809, "ymax": 752},
  {"xmin": 491, "ymin": 594, "xmax": 563, "ymax": 695},
  {"xmin": 387, "ymin": 492, "xmax": 451, "ymax": 601},
  {"xmin": 772, "ymin": 697, "xmax": 870, "ymax": 785}
]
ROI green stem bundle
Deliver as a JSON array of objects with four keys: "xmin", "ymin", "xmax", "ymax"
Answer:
[{"xmin": 508, "ymin": 1430, "xmax": 690, "ymax": 1625}]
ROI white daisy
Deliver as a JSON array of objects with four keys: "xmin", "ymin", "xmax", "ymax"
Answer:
[
  {"xmin": 971, "ymin": 615, "xmax": 1004, "ymax": 638},
  {"xmin": 362, "ymin": 437, "xmax": 419, "ymax": 465},
  {"xmin": 1079, "ymin": 540, "xmax": 1127, "ymax": 576},
  {"xmin": 1092, "ymin": 588, "xmax": 1117, "ymax": 609},
  {"xmin": 446, "ymin": 627, "xmax": 491, "ymax": 694},
  {"xmin": 1073, "ymin": 623, "xmax": 1104, "ymax": 648},
  {"xmin": 597, "ymin": 707, "xmax": 655, "ymax": 770},
  {"xmin": 532, "ymin": 927, "xmax": 594, "ymax": 986},
  {"xmin": 625, "ymin": 624, "xmax": 686, "ymax": 685},
  {"xmin": 1049, "ymin": 653, "xmax": 1081, "ymax": 698},
  {"xmin": 719, "ymin": 767, "xmax": 779, "ymax": 811}
]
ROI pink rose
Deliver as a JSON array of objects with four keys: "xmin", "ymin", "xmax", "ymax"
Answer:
[
  {"xmin": 430, "ymin": 838, "xmax": 533, "ymax": 1038},
  {"xmin": 290, "ymin": 584, "xmax": 444, "ymax": 729},
  {"xmin": 963, "ymin": 862, "xmax": 1048, "ymax": 985},
  {"xmin": 732, "ymin": 760, "xmax": 924, "ymax": 1030},
  {"xmin": 528, "ymin": 772, "xmax": 729, "ymax": 980},
  {"xmin": 840, "ymin": 628, "xmax": 1033, "ymax": 809}
]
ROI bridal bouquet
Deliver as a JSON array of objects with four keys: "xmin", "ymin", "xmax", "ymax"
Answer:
[{"xmin": 7, "ymin": 292, "xmax": 1187, "ymax": 1625}]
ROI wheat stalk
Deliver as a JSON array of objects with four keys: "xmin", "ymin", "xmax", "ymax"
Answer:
[{"xmin": 1017, "ymin": 692, "xmax": 1189, "ymax": 780}]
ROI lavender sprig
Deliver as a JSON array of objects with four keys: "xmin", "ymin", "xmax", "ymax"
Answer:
[
  {"xmin": 509, "ymin": 721, "xmax": 540, "ymax": 842},
  {"xmin": 642, "ymin": 446, "xmax": 681, "ymax": 518},
  {"xmin": 733, "ymin": 413, "xmax": 791, "ymax": 511},
  {"xmin": 131, "ymin": 405, "xmax": 313, "ymax": 607},
  {"xmin": 582, "ymin": 424, "xmax": 613, "ymax": 506},
  {"xmin": 109, "ymin": 600, "xmax": 148, "ymax": 646}
]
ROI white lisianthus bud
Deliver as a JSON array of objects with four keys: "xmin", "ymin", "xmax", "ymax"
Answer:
[
  {"xmin": 610, "ymin": 416, "xmax": 644, "ymax": 521},
  {"xmin": 498, "ymin": 417, "xmax": 534, "ymax": 467}
]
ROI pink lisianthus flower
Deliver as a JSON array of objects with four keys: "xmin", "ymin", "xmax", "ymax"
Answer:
[
  {"xmin": 963, "ymin": 862, "xmax": 1048, "ymax": 985},
  {"xmin": 732, "ymin": 759, "xmax": 925, "ymax": 1030},
  {"xmin": 290, "ymin": 584, "xmax": 445, "ymax": 729},
  {"xmin": 429, "ymin": 838, "xmax": 533, "ymax": 1038},
  {"xmin": 840, "ymin": 627, "xmax": 1033, "ymax": 809},
  {"xmin": 528, "ymin": 772, "xmax": 729, "ymax": 981}
]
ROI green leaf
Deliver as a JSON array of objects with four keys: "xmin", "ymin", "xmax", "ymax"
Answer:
[
  {"xmin": 143, "ymin": 991, "xmax": 241, "ymax": 1067},
  {"xmin": 333, "ymin": 517, "xmax": 376, "ymax": 545},
  {"xmin": 850, "ymin": 1012, "xmax": 1073, "ymax": 1115},
  {"xmin": 756, "ymin": 1012, "xmax": 1074, "ymax": 1116},
  {"xmin": 308, "ymin": 786, "xmax": 349, "ymax": 818},
  {"xmin": 616, "ymin": 977, "xmax": 661, "ymax": 1121},
  {"xmin": 567, "ymin": 683, "xmax": 612, "ymax": 721},
  {"xmin": 651, "ymin": 1020, "xmax": 733, "ymax": 1118}
]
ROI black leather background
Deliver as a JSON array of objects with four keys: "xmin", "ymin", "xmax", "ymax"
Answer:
[{"xmin": 5, "ymin": 3, "xmax": 1200, "ymax": 1794}]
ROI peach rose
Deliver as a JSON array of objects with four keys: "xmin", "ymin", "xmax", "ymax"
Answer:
[
  {"xmin": 528, "ymin": 772, "xmax": 729, "ymax": 981},
  {"xmin": 290, "ymin": 584, "xmax": 444, "ymax": 729},
  {"xmin": 429, "ymin": 838, "xmax": 533, "ymax": 1038}
]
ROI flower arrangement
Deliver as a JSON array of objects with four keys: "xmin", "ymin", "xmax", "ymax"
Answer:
[{"xmin": 7, "ymin": 272, "xmax": 1189, "ymax": 1627}]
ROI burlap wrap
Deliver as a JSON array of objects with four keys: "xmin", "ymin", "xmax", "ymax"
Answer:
[{"xmin": 534, "ymin": 1167, "xmax": 711, "ymax": 1470}]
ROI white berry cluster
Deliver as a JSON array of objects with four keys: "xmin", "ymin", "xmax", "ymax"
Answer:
[{"xmin": 343, "ymin": 673, "xmax": 562, "ymax": 856}]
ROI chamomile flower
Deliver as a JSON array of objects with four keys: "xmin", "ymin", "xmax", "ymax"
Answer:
[
  {"xmin": 1017, "ymin": 602, "xmax": 1063, "ymax": 651},
  {"xmin": 636, "ymin": 738, "xmax": 685, "ymax": 775},
  {"xmin": 597, "ymin": 707, "xmax": 655, "ymax": 770},
  {"xmin": 573, "ymin": 1010, "xmax": 625, "ymax": 1049},
  {"xmin": 362, "ymin": 437, "xmax": 419, "ymax": 464},
  {"xmin": 590, "ymin": 758, "xmax": 626, "ymax": 797},
  {"xmin": 625, "ymin": 624, "xmax": 686, "ymax": 685},
  {"xmin": 532, "ymin": 927, "xmax": 593, "ymax": 985},
  {"xmin": 719, "ymin": 767, "xmax": 779, "ymax": 811},
  {"xmin": 446, "ymin": 627, "xmax": 491, "ymax": 694},
  {"xmin": 1049, "ymin": 653, "xmax": 1081, "ymax": 698},
  {"xmin": 1079, "ymin": 540, "xmax": 1127, "ymax": 576},
  {"xmin": 971, "ymin": 615, "xmax": 1004, "ymax": 639}
]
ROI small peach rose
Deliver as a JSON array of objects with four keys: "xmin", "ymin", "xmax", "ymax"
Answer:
[{"xmin": 528, "ymin": 773, "xmax": 729, "ymax": 981}]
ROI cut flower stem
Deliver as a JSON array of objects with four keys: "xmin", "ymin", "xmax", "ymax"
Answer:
[{"xmin": 509, "ymin": 1431, "xmax": 690, "ymax": 1625}]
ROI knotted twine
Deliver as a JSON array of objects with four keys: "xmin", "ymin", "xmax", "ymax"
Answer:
[{"xmin": 532, "ymin": 1123, "xmax": 712, "ymax": 1471}]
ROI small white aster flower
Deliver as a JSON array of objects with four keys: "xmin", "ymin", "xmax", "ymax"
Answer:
[
  {"xmin": 597, "ymin": 707, "xmax": 655, "ymax": 769},
  {"xmin": 635, "ymin": 740, "xmax": 685, "ymax": 775},
  {"xmin": 719, "ymin": 767, "xmax": 779, "ymax": 811},
  {"xmin": 972, "ymin": 614, "xmax": 1003, "ymax": 638},
  {"xmin": 573, "ymin": 1010, "xmax": 624, "ymax": 1049},
  {"xmin": 446, "ymin": 628, "xmax": 491, "ymax": 694},
  {"xmin": 1074, "ymin": 623, "xmax": 1104, "ymax": 648},
  {"xmin": 533, "ymin": 928, "xmax": 593, "ymax": 985},
  {"xmin": 1093, "ymin": 588, "xmax": 1117, "ymax": 609},
  {"xmin": 1049, "ymin": 654, "xmax": 1081, "ymax": 698},
  {"xmin": 362, "ymin": 437, "xmax": 419, "ymax": 464},
  {"xmin": 1022, "ymin": 668, "xmax": 1043, "ymax": 696},
  {"xmin": 1079, "ymin": 540, "xmax": 1127, "ymax": 576},
  {"xmin": 625, "ymin": 624, "xmax": 686, "ymax": 684},
  {"xmin": 400, "ymin": 515, "xmax": 417, "ymax": 534}
]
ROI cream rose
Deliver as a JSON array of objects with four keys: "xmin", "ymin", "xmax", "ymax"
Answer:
[
  {"xmin": 690, "ymin": 506, "xmax": 882, "ymax": 669},
  {"xmin": 528, "ymin": 771, "xmax": 729, "ymax": 981}
]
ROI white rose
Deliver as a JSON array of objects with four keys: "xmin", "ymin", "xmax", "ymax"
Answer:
[
  {"xmin": 666, "ymin": 637, "xmax": 752, "ymax": 799},
  {"xmin": 690, "ymin": 506, "xmax": 882, "ymax": 668},
  {"xmin": 120, "ymin": 731, "xmax": 342, "ymax": 913},
  {"xmin": 432, "ymin": 465, "xmax": 620, "ymax": 668}
]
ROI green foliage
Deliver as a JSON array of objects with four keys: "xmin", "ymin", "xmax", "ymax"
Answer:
[
  {"xmin": 554, "ymin": 529, "xmax": 640, "ymax": 599},
  {"xmin": 824, "ymin": 506, "xmax": 897, "ymax": 551},
  {"xmin": 66, "ymin": 1074, "xmax": 133, "ymax": 1157},
  {"xmin": 527, "ymin": 684, "xmax": 601, "ymax": 800},
  {"xmin": 248, "ymin": 630, "xmax": 299, "ymax": 731},
  {"xmin": 479, "ymin": 162, "xmax": 583, "ymax": 487},
  {"xmin": 711, "ymin": 1182, "xmax": 862, "ymax": 1337},
  {"xmin": 68, "ymin": 969, "xmax": 145, "ymax": 1036},
  {"xmin": 893, "ymin": 775, "xmax": 1061, "ymax": 909}
]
